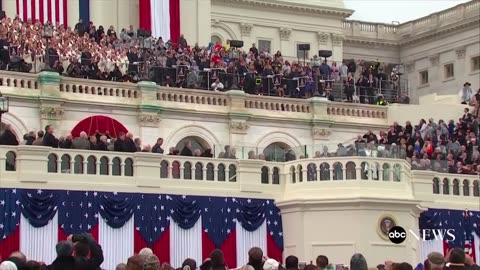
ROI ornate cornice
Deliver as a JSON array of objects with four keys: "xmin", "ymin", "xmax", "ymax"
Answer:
[
  {"xmin": 40, "ymin": 106, "xmax": 64, "ymax": 120},
  {"xmin": 279, "ymin": 28, "xmax": 292, "ymax": 41},
  {"xmin": 240, "ymin": 23, "xmax": 253, "ymax": 36},
  {"xmin": 455, "ymin": 46, "xmax": 466, "ymax": 59},
  {"xmin": 138, "ymin": 114, "xmax": 161, "ymax": 127},
  {"xmin": 317, "ymin": 32, "xmax": 329, "ymax": 45},
  {"xmin": 212, "ymin": 0, "xmax": 354, "ymax": 18},
  {"xmin": 343, "ymin": 38, "xmax": 399, "ymax": 48},
  {"xmin": 331, "ymin": 34, "xmax": 344, "ymax": 47},
  {"xmin": 312, "ymin": 127, "xmax": 332, "ymax": 140},
  {"xmin": 230, "ymin": 121, "xmax": 250, "ymax": 134}
]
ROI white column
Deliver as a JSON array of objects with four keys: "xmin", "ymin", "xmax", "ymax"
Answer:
[{"xmin": 68, "ymin": 0, "xmax": 80, "ymax": 27}]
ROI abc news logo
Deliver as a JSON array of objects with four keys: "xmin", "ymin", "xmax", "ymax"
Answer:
[{"xmin": 388, "ymin": 226, "xmax": 456, "ymax": 244}]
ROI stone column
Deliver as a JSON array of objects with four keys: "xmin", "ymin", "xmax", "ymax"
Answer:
[
  {"xmin": 331, "ymin": 34, "xmax": 344, "ymax": 63},
  {"xmin": 455, "ymin": 46, "xmax": 467, "ymax": 80},
  {"xmin": 226, "ymin": 90, "xmax": 252, "ymax": 158},
  {"xmin": 240, "ymin": 23, "xmax": 253, "ymax": 49},
  {"xmin": 309, "ymin": 97, "xmax": 333, "ymax": 157},
  {"xmin": 317, "ymin": 32, "xmax": 330, "ymax": 54},
  {"xmin": 428, "ymin": 54, "xmax": 440, "ymax": 90},
  {"xmin": 279, "ymin": 28, "xmax": 292, "ymax": 55},
  {"xmin": 137, "ymin": 81, "xmax": 161, "ymax": 144}
]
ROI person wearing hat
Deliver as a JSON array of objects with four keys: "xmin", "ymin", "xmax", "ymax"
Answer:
[
  {"xmin": 263, "ymin": 259, "xmax": 280, "ymax": 270},
  {"xmin": 460, "ymin": 82, "xmax": 473, "ymax": 104},
  {"xmin": 425, "ymin": 252, "xmax": 444, "ymax": 270}
]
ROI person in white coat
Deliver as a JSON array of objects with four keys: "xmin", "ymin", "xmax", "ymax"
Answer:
[{"xmin": 211, "ymin": 78, "xmax": 224, "ymax": 92}]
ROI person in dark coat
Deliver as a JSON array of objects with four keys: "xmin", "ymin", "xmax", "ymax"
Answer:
[
  {"xmin": 114, "ymin": 132, "xmax": 127, "ymax": 152},
  {"xmin": 0, "ymin": 124, "xmax": 19, "ymax": 145},
  {"xmin": 72, "ymin": 233, "xmax": 104, "ymax": 270},
  {"xmin": 152, "ymin": 138, "xmax": 164, "ymax": 154},
  {"xmin": 47, "ymin": 241, "xmax": 75, "ymax": 270},
  {"xmin": 125, "ymin": 133, "xmax": 137, "ymax": 152},
  {"xmin": 180, "ymin": 141, "xmax": 193, "ymax": 156},
  {"xmin": 43, "ymin": 125, "xmax": 59, "ymax": 148},
  {"xmin": 24, "ymin": 131, "xmax": 36, "ymax": 145}
]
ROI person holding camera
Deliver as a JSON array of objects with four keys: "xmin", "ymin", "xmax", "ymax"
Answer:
[{"xmin": 67, "ymin": 233, "xmax": 104, "ymax": 270}]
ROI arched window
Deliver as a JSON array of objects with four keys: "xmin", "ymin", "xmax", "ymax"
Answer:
[
  {"xmin": 184, "ymin": 162, "xmax": 192, "ymax": 180},
  {"xmin": 261, "ymin": 166, "xmax": 269, "ymax": 184},
  {"xmin": 273, "ymin": 167, "xmax": 280, "ymax": 184},
  {"xmin": 195, "ymin": 162, "xmax": 203, "ymax": 180},
  {"xmin": 5, "ymin": 151, "xmax": 16, "ymax": 171},
  {"xmin": 99, "ymin": 157, "xmax": 109, "ymax": 175},
  {"xmin": 206, "ymin": 163, "xmax": 214, "ymax": 181},
  {"xmin": 346, "ymin": 162, "xmax": 356, "ymax": 180},
  {"xmin": 307, "ymin": 163, "xmax": 317, "ymax": 181},
  {"xmin": 463, "ymin": 180, "xmax": 470, "ymax": 196},
  {"xmin": 87, "ymin": 156, "xmax": 96, "ymax": 175},
  {"xmin": 172, "ymin": 161, "xmax": 181, "ymax": 179},
  {"xmin": 433, "ymin": 178, "xmax": 440, "ymax": 194},
  {"xmin": 160, "ymin": 160, "xmax": 169, "ymax": 178},
  {"xmin": 112, "ymin": 157, "xmax": 121, "ymax": 176},
  {"xmin": 382, "ymin": 163, "xmax": 391, "ymax": 181},
  {"xmin": 320, "ymin": 163, "xmax": 330, "ymax": 181},
  {"xmin": 453, "ymin": 179, "xmax": 460, "ymax": 195},
  {"xmin": 48, "ymin": 154, "xmax": 58, "ymax": 173},
  {"xmin": 442, "ymin": 178, "xmax": 450, "ymax": 195},
  {"xmin": 218, "ymin": 164, "xmax": 226, "ymax": 181},
  {"xmin": 474, "ymin": 181, "xmax": 479, "ymax": 197},
  {"xmin": 228, "ymin": 164, "xmax": 237, "ymax": 182},
  {"xmin": 263, "ymin": 142, "xmax": 294, "ymax": 162},
  {"xmin": 61, "ymin": 154, "xmax": 71, "ymax": 174},
  {"xmin": 175, "ymin": 136, "xmax": 211, "ymax": 156},
  {"xmin": 74, "ymin": 155, "xmax": 84, "ymax": 174},
  {"xmin": 333, "ymin": 162, "xmax": 343, "ymax": 180},
  {"xmin": 125, "ymin": 158, "xmax": 134, "ymax": 177}
]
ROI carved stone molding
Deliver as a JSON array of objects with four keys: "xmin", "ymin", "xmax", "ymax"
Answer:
[
  {"xmin": 40, "ymin": 106, "xmax": 64, "ymax": 120},
  {"xmin": 455, "ymin": 46, "xmax": 466, "ymax": 59},
  {"xmin": 429, "ymin": 54, "xmax": 440, "ymax": 67},
  {"xmin": 312, "ymin": 127, "xmax": 332, "ymax": 140},
  {"xmin": 331, "ymin": 34, "xmax": 344, "ymax": 47},
  {"xmin": 279, "ymin": 28, "xmax": 292, "ymax": 41},
  {"xmin": 405, "ymin": 61, "xmax": 415, "ymax": 73},
  {"xmin": 138, "ymin": 114, "xmax": 161, "ymax": 127},
  {"xmin": 240, "ymin": 23, "xmax": 253, "ymax": 36},
  {"xmin": 230, "ymin": 121, "xmax": 249, "ymax": 134},
  {"xmin": 317, "ymin": 32, "xmax": 329, "ymax": 45}
]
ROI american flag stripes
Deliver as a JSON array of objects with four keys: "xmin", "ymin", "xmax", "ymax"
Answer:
[{"xmin": 16, "ymin": 0, "xmax": 68, "ymax": 26}]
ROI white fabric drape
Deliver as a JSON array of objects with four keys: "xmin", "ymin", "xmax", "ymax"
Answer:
[
  {"xmin": 99, "ymin": 216, "xmax": 134, "ymax": 270},
  {"xmin": 150, "ymin": 0, "xmax": 171, "ymax": 41},
  {"xmin": 20, "ymin": 214, "xmax": 58, "ymax": 264},
  {"xmin": 475, "ymin": 233, "xmax": 480, "ymax": 261},
  {"xmin": 419, "ymin": 239, "xmax": 444, "ymax": 262},
  {"xmin": 170, "ymin": 220, "xmax": 203, "ymax": 268},
  {"xmin": 236, "ymin": 221, "xmax": 267, "ymax": 266}
]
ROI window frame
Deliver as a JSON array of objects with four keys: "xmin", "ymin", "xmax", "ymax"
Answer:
[
  {"xmin": 419, "ymin": 70, "xmax": 429, "ymax": 85},
  {"xmin": 443, "ymin": 63, "xmax": 455, "ymax": 80}
]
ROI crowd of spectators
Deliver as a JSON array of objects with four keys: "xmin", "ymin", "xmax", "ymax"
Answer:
[
  {"xmin": 0, "ymin": 16, "xmax": 406, "ymax": 103},
  {"xmin": 0, "ymin": 234, "xmax": 477, "ymax": 270}
]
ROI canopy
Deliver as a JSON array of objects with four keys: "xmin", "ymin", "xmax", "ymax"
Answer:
[{"xmin": 70, "ymin": 115, "xmax": 128, "ymax": 138}]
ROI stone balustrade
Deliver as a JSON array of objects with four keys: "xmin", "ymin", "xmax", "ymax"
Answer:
[
  {"xmin": 1, "ymin": 146, "xmax": 479, "ymax": 209},
  {"xmin": 0, "ymin": 71, "xmax": 389, "ymax": 125},
  {"xmin": 343, "ymin": 0, "xmax": 480, "ymax": 42}
]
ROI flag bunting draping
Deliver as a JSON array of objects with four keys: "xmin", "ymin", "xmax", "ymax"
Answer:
[{"xmin": 0, "ymin": 188, "xmax": 283, "ymax": 269}]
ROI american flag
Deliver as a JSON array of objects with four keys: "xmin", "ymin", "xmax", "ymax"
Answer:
[
  {"xmin": 16, "ymin": 0, "xmax": 68, "ymax": 26},
  {"xmin": 0, "ymin": 188, "xmax": 284, "ymax": 270}
]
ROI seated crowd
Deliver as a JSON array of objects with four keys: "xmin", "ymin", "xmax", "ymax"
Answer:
[
  {"xmin": 0, "ymin": 234, "xmax": 477, "ymax": 270},
  {"xmin": 0, "ymin": 16, "xmax": 406, "ymax": 103}
]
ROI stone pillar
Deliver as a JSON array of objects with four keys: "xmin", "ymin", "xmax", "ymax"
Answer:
[
  {"xmin": 237, "ymin": 159, "xmax": 263, "ymax": 192},
  {"xmin": 38, "ymin": 71, "xmax": 61, "ymax": 98},
  {"xmin": 240, "ymin": 23, "xmax": 253, "ymax": 49},
  {"xmin": 279, "ymin": 28, "xmax": 292, "ymax": 55},
  {"xmin": 317, "ymin": 32, "xmax": 330, "ymax": 55},
  {"xmin": 137, "ymin": 81, "xmax": 161, "ymax": 144},
  {"xmin": 309, "ymin": 97, "xmax": 333, "ymax": 157},
  {"xmin": 428, "ymin": 54, "xmax": 440, "ymax": 90},
  {"xmin": 16, "ymin": 146, "xmax": 50, "ymax": 183},
  {"xmin": 37, "ymin": 72, "xmax": 65, "ymax": 132},
  {"xmin": 226, "ymin": 90, "xmax": 252, "ymax": 158},
  {"xmin": 134, "ymin": 152, "xmax": 162, "ymax": 187},
  {"xmin": 331, "ymin": 34, "xmax": 344, "ymax": 63},
  {"xmin": 455, "ymin": 46, "xmax": 467, "ymax": 80}
]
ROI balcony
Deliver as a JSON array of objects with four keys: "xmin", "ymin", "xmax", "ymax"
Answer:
[
  {"xmin": 0, "ymin": 70, "xmax": 389, "ymax": 127},
  {"xmin": 1, "ymin": 146, "xmax": 478, "ymax": 210},
  {"xmin": 343, "ymin": 0, "xmax": 480, "ymax": 44}
]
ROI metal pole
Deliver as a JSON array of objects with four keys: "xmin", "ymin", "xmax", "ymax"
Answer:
[{"xmin": 45, "ymin": 38, "xmax": 50, "ymax": 69}]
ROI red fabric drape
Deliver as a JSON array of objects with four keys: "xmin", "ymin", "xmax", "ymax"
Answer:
[
  {"xmin": 70, "ymin": 115, "xmax": 128, "ymax": 138},
  {"xmin": 201, "ymin": 230, "xmax": 237, "ymax": 268},
  {"xmin": 139, "ymin": 0, "xmax": 152, "ymax": 31},
  {"xmin": 169, "ymin": 0, "xmax": 180, "ymax": 43},
  {"xmin": 134, "ymin": 228, "xmax": 170, "ymax": 265},
  {"xmin": 0, "ymin": 226, "xmax": 20, "ymax": 261},
  {"xmin": 266, "ymin": 232, "xmax": 282, "ymax": 263}
]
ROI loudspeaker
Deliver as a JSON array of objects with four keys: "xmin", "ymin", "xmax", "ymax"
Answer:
[
  {"xmin": 298, "ymin": 44, "xmax": 310, "ymax": 51},
  {"xmin": 229, "ymin": 40, "xmax": 244, "ymax": 48},
  {"xmin": 318, "ymin": 50, "xmax": 332, "ymax": 58},
  {"xmin": 137, "ymin": 29, "xmax": 152, "ymax": 38}
]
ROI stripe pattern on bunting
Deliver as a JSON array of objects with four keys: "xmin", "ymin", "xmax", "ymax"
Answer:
[{"xmin": 16, "ymin": 0, "xmax": 68, "ymax": 26}]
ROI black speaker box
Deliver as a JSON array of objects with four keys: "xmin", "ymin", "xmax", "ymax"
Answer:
[
  {"xmin": 229, "ymin": 40, "xmax": 244, "ymax": 48},
  {"xmin": 137, "ymin": 29, "xmax": 152, "ymax": 38},
  {"xmin": 298, "ymin": 44, "xmax": 310, "ymax": 51},
  {"xmin": 318, "ymin": 50, "xmax": 332, "ymax": 58}
]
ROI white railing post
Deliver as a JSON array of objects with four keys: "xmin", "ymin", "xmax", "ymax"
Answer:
[{"xmin": 15, "ymin": 146, "xmax": 50, "ymax": 183}]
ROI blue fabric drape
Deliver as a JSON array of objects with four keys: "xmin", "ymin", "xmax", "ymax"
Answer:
[
  {"xmin": 419, "ymin": 208, "xmax": 470, "ymax": 248},
  {"xmin": 235, "ymin": 198, "xmax": 266, "ymax": 232},
  {"xmin": 0, "ymin": 189, "xmax": 21, "ymax": 237},
  {"xmin": 265, "ymin": 200, "xmax": 284, "ymax": 250},
  {"xmin": 79, "ymin": 0, "xmax": 90, "ymax": 27},
  {"xmin": 201, "ymin": 197, "xmax": 236, "ymax": 248},
  {"xmin": 169, "ymin": 195, "xmax": 201, "ymax": 229},
  {"xmin": 98, "ymin": 192, "xmax": 134, "ymax": 229},
  {"xmin": 20, "ymin": 190, "xmax": 59, "ymax": 227},
  {"xmin": 58, "ymin": 191, "xmax": 99, "ymax": 234},
  {"xmin": 134, "ymin": 194, "xmax": 170, "ymax": 245}
]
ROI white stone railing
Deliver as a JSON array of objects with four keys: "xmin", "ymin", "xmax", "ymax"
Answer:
[
  {"xmin": 343, "ymin": 0, "xmax": 480, "ymax": 42},
  {"xmin": 2, "ymin": 146, "xmax": 479, "ymax": 208},
  {"xmin": 0, "ymin": 71, "xmax": 390, "ymax": 125}
]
